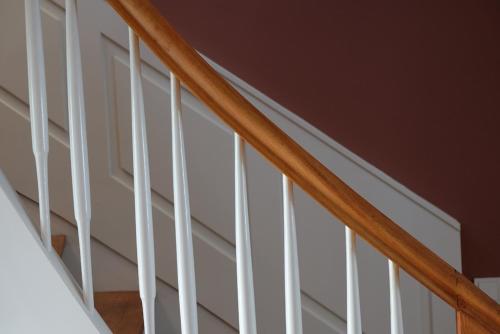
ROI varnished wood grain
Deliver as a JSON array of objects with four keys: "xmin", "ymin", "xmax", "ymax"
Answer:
[
  {"xmin": 95, "ymin": 291, "xmax": 143, "ymax": 334},
  {"xmin": 51, "ymin": 235, "xmax": 66, "ymax": 257},
  {"xmin": 457, "ymin": 310, "xmax": 494, "ymax": 334},
  {"xmin": 106, "ymin": 0, "xmax": 500, "ymax": 331}
]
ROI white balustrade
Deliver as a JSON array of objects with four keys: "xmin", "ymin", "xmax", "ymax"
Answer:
[
  {"xmin": 129, "ymin": 29, "xmax": 157, "ymax": 334},
  {"xmin": 171, "ymin": 73, "xmax": 199, "ymax": 334},
  {"xmin": 24, "ymin": 0, "xmax": 51, "ymax": 250},
  {"xmin": 18, "ymin": 3, "xmax": 444, "ymax": 334},
  {"xmin": 346, "ymin": 227, "xmax": 362, "ymax": 334},
  {"xmin": 234, "ymin": 134, "xmax": 257, "ymax": 334},
  {"xmin": 283, "ymin": 176, "xmax": 303, "ymax": 334},
  {"xmin": 65, "ymin": 0, "xmax": 94, "ymax": 310},
  {"xmin": 389, "ymin": 260, "xmax": 404, "ymax": 334}
]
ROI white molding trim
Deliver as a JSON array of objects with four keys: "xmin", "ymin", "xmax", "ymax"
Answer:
[
  {"xmin": 475, "ymin": 277, "xmax": 500, "ymax": 303},
  {"xmin": 201, "ymin": 54, "xmax": 461, "ymax": 232}
]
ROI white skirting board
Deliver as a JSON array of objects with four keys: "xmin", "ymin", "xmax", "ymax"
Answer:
[{"xmin": 0, "ymin": 170, "xmax": 110, "ymax": 334}]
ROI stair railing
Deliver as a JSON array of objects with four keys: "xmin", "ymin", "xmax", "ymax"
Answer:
[
  {"xmin": 23, "ymin": 0, "xmax": 499, "ymax": 333},
  {"xmin": 24, "ymin": 0, "xmax": 96, "ymax": 311},
  {"xmin": 24, "ymin": 0, "xmax": 51, "ymax": 252},
  {"xmin": 65, "ymin": 0, "xmax": 95, "ymax": 310},
  {"xmin": 105, "ymin": 1, "xmax": 500, "ymax": 333},
  {"xmin": 129, "ymin": 28, "xmax": 157, "ymax": 333}
]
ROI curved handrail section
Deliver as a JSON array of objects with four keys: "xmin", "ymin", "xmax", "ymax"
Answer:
[{"xmin": 106, "ymin": 0, "xmax": 500, "ymax": 331}]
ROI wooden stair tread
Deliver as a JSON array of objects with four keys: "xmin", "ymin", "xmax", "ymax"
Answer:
[
  {"xmin": 51, "ymin": 235, "xmax": 66, "ymax": 257},
  {"xmin": 94, "ymin": 291, "xmax": 144, "ymax": 334},
  {"xmin": 50, "ymin": 236, "xmax": 143, "ymax": 333}
]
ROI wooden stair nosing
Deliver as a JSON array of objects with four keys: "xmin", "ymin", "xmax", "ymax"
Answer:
[
  {"xmin": 95, "ymin": 291, "xmax": 144, "ymax": 334},
  {"xmin": 51, "ymin": 235, "xmax": 66, "ymax": 257},
  {"xmin": 51, "ymin": 234, "xmax": 144, "ymax": 333}
]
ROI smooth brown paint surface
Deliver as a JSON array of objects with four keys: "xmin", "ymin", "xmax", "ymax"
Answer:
[{"xmin": 151, "ymin": 0, "xmax": 500, "ymax": 278}]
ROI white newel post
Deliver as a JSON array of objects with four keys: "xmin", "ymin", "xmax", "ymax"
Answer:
[
  {"xmin": 389, "ymin": 260, "xmax": 404, "ymax": 334},
  {"xmin": 65, "ymin": 0, "xmax": 94, "ymax": 310},
  {"xmin": 129, "ymin": 29, "xmax": 157, "ymax": 334},
  {"xmin": 234, "ymin": 134, "xmax": 257, "ymax": 334},
  {"xmin": 346, "ymin": 227, "xmax": 362, "ymax": 334},
  {"xmin": 171, "ymin": 73, "xmax": 199, "ymax": 334},
  {"xmin": 24, "ymin": 0, "xmax": 52, "ymax": 250},
  {"xmin": 283, "ymin": 176, "xmax": 303, "ymax": 334}
]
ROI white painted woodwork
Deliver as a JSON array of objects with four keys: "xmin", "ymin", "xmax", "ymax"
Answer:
[
  {"xmin": 389, "ymin": 261, "xmax": 404, "ymax": 334},
  {"xmin": 171, "ymin": 73, "xmax": 199, "ymax": 334},
  {"xmin": 475, "ymin": 277, "xmax": 500, "ymax": 303},
  {"xmin": 129, "ymin": 29, "xmax": 157, "ymax": 334},
  {"xmin": 0, "ymin": 171, "xmax": 110, "ymax": 334},
  {"xmin": 0, "ymin": 0, "xmax": 462, "ymax": 332},
  {"xmin": 24, "ymin": 0, "xmax": 52, "ymax": 250},
  {"xmin": 64, "ymin": 0, "xmax": 94, "ymax": 310},
  {"xmin": 345, "ymin": 228, "xmax": 362, "ymax": 334},
  {"xmin": 19, "ymin": 193, "xmax": 238, "ymax": 334},
  {"xmin": 283, "ymin": 176, "xmax": 303, "ymax": 334},
  {"xmin": 234, "ymin": 134, "xmax": 258, "ymax": 334}
]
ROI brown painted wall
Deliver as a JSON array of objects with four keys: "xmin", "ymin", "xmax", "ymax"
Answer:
[{"xmin": 152, "ymin": 0, "xmax": 500, "ymax": 278}]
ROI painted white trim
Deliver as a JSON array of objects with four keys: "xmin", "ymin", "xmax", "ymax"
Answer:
[
  {"xmin": 345, "ymin": 228, "xmax": 362, "ymax": 334},
  {"xmin": 201, "ymin": 55, "xmax": 460, "ymax": 232},
  {"xmin": 475, "ymin": 277, "xmax": 500, "ymax": 303},
  {"xmin": 128, "ymin": 29, "xmax": 157, "ymax": 334},
  {"xmin": 0, "ymin": 170, "xmax": 110, "ymax": 334},
  {"xmin": 135, "ymin": 39, "xmax": 460, "ymax": 232},
  {"xmin": 171, "ymin": 73, "xmax": 200, "ymax": 334}
]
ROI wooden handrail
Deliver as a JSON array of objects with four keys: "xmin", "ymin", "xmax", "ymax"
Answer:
[{"xmin": 106, "ymin": 0, "xmax": 500, "ymax": 331}]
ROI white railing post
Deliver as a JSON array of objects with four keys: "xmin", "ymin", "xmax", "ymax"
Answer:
[
  {"xmin": 234, "ymin": 134, "xmax": 257, "ymax": 334},
  {"xmin": 24, "ymin": 0, "xmax": 52, "ymax": 251},
  {"xmin": 389, "ymin": 260, "xmax": 404, "ymax": 334},
  {"xmin": 129, "ymin": 29, "xmax": 157, "ymax": 334},
  {"xmin": 65, "ymin": 0, "xmax": 93, "ymax": 310},
  {"xmin": 346, "ymin": 227, "xmax": 362, "ymax": 334},
  {"xmin": 283, "ymin": 176, "xmax": 303, "ymax": 334},
  {"xmin": 171, "ymin": 73, "xmax": 199, "ymax": 334}
]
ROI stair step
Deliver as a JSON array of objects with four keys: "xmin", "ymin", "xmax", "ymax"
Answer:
[
  {"xmin": 50, "ymin": 235, "xmax": 144, "ymax": 333},
  {"xmin": 51, "ymin": 235, "xmax": 66, "ymax": 257},
  {"xmin": 95, "ymin": 291, "xmax": 144, "ymax": 334}
]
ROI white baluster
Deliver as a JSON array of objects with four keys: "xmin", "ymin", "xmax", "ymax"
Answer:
[
  {"xmin": 129, "ymin": 29, "xmax": 157, "ymax": 334},
  {"xmin": 389, "ymin": 260, "xmax": 404, "ymax": 334},
  {"xmin": 234, "ymin": 134, "xmax": 257, "ymax": 334},
  {"xmin": 171, "ymin": 73, "xmax": 199, "ymax": 334},
  {"xmin": 346, "ymin": 227, "xmax": 362, "ymax": 334},
  {"xmin": 283, "ymin": 176, "xmax": 303, "ymax": 334},
  {"xmin": 24, "ymin": 0, "xmax": 51, "ymax": 250},
  {"xmin": 65, "ymin": 0, "xmax": 93, "ymax": 310}
]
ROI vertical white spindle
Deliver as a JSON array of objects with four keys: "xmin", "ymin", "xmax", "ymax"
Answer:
[
  {"xmin": 234, "ymin": 134, "xmax": 257, "ymax": 334},
  {"xmin": 24, "ymin": 0, "xmax": 51, "ymax": 250},
  {"xmin": 283, "ymin": 176, "xmax": 303, "ymax": 334},
  {"xmin": 129, "ymin": 29, "xmax": 157, "ymax": 334},
  {"xmin": 346, "ymin": 227, "xmax": 362, "ymax": 334},
  {"xmin": 389, "ymin": 260, "xmax": 404, "ymax": 334},
  {"xmin": 65, "ymin": 0, "xmax": 93, "ymax": 310},
  {"xmin": 171, "ymin": 73, "xmax": 199, "ymax": 334}
]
